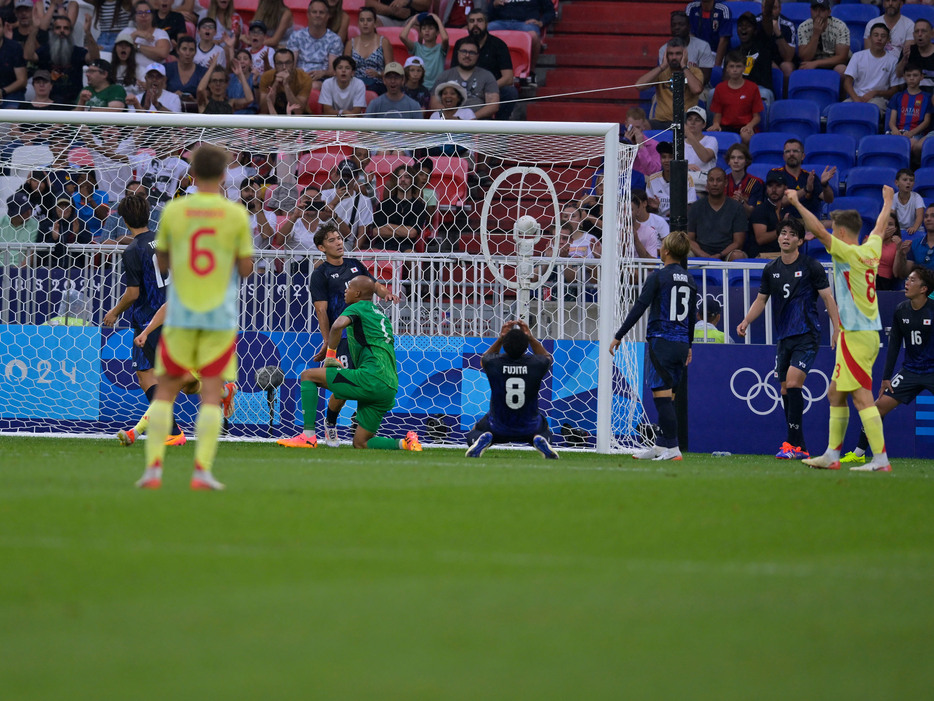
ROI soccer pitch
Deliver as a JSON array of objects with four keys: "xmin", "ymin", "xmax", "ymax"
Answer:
[{"xmin": 2, "ymin": 437, "xmax": 932, "ymax": 700}]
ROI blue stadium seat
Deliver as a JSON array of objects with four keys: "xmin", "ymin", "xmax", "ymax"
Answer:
[
  {"xmin": 901, "ymin": 5, "xmax": 934, "ymax": 26},
  {"xmin": 710, "ymin": 66, "xmax": 723, "ymax": 88},
  {"xmin": 781, "ymin": 3, "xmax": 812, "ymax": 24},
  {"xmin": 831, "ymin": 4, "xmax": 882, "ymax": 54},
  {"xmin": 708, "ymin": 131, "xmax": 741, "ymax": 169},
  {"xmin": 767, "ymin": 99, "xmax": 821, "ymax": 140},
  {"xmin": 788, "ymin": 70, "xmax": 841, "ymax": 115},
  {"xmin": 643, "ymin": 129, "xmax": 673, "ymax": 143},
  {"xmin": 844, "ymin": 167, "xmax": 897, "ymax": 204},
  {"xmin": 825, "ymin": 102, "xmax": 880, "ymax": 142},
  {"xmin": 805, "ymin": 237, "xmax": 832, "ymax": 262},
  {"xmin": 747, "ymin": 162, "xmax": 775, "ymax": 183},
  {"xmin": 857, "ymin": 135, "xmax": 910, "ymax": 171},
  {"xmin": 913, "ymin": 167, "xmax": 934, "ymax": 204},
  {"xmin": 922, "ymin": 138, "xmax": 934, "ymax": 169},
  {"xmin": 803, "ymin": 162, "xmax": 841, "ymax": 198},
  {"xmin": 803, "ymin": 134, "xmax": 857, "ymax": 180},
  {"xmin": 749, "ymin": 131, "xmax": 796, "ymax": 165}
]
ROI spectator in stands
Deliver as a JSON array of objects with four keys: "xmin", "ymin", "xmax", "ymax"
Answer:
[
  {"xmin": 0, "ymin": 15, "xmax": 27, "ymax": 107},
  {"xmin": 845, "ymin": 22, "xmax": 900, "ymax": 113},
  {"xmin": 865, "ymin": 0, "xmax": 914, "ymax": 58},
  {"xmin": 558, "ymin": 216, "xmax": 601, "ymax": 285},
  {"xmin": 71, "ymin": 170, "xmax": 109, "ymax": 242},
  {"xmin": 876, "ymin": 212, "xmax": 904, "ymax": 290},
  {"xmin": 631, "ymin": 188, "xmax": 669, "ymax": 259},
  {"xmin": 487, "ymin": 0, "xmax": 554, "ymax": 86},
  {"xmin": 198, "ymin": 62, "xmax": 248, "ymax": 113},
  {"xmin": 109, "ymin": 29, "xmax": 145, "ymax": 99},
  {"xmin": 437, "ymin": 0, "xmax": 471, "ymax": 30},
  {"xmin": 18, "ymin": 69, "xmax": 62, "ymax": 110},
  {"xmin": 401, "ymin": 11, "xmax": 448, "ymax": 90},
  {"xmin": 151, "ymin": 0, "xmax": 186, "ymax": 46},
  {"xmin": 1, "ymin": 191, "xmax": 38, "ymax": 265},
  {"xmin": 78, "ymin": 59, "xmax": 126, "ymax": 110},
  {"xmin": 126, "ymin": 61, "xmax": 183, "ymax": 111},
  {"xmin": 897, "ymin": 18, "xmax": 934, "ymax": 89},
  {"xmin": 724, "ymin": 143, "xmax": 764, "ymax": 217},
  {"xmin": 254, "ymin": 0, "xmax": 293, "ymax": 48},
  {"xmin": 432, "ymin": 37, "xmax": 500, "ymax": 119},
  {"xmin": 639, "ymin": 37, "xmax": 704, "ymax": 130},
  {"xmin": 366, "ymin": 62, "xmax": 422, "ymax": 118},
  {"xmin": 346, "ymin": 7, "xmax": 393, "ymax": 95},
  {"xmin": 372, "ymin": 164, "xmax": 427, "ymax": 251},
  {"xmin": 757, "ymin": 0, "xmax": 798, "ymax": 81},
  {"xmin": 687, "ymin": 0, "xmax": 732, "ymax": 68},
  {"xmin": 888, "ymin": 64, "xmax": 932, "ymax": 162},
  {"xmin": 797, "ymin": 0, "xmax": 850, "ymax": 74},
  {"xmin": 259, "ymin": 47, "xmax": 312, "ymax": 115},
  {"xmin": 454, "ymin": 10, "xmax": 517, "ymax": 120},
  {"xmin": 239, "ymin": 176, "xmax": 271, "ymax": 249},
  {"xmin": 229, "ymin": 48, "xmax": 258, "ymax": 113},
  {"xmin": 646, "ymin": 141, "xmax": 697, "ymax": 221},
  {"xmin": 430, "ymin": 80, "xmax": 475, "ymax": 139},
  {"xmin": 92, "ymin": 0, "xmax": 134, "ymax": 52},
  {"xmin": 136, "ymin": 142, "xmax": 188, "ymax": 209},
  {"xmin": 708, "ymin": 51, "xmax": 764, "ymax": 145},
  {"xmin": 195, "ymin": 16, "xmax": 227, "ymax": 68},
  {"xmin": 25, "ymin": 15, "xmax": 98, "ymax": 106},
  {"xmin": 687, "ymin": 167, "xmax": 747, "ymax": 260},
  {"xmin": 402, "ymin": 56, "xmax": 431, "ymax": 111},
  {"xmin": 894, "ymin": 204, "xmax": 934, "ymax": 278},
  {"xmin": 206, "ymin": 0, "xmax": 243, "ymax": 46},
  {"xmin": 36, "ymin": 195, "xmax": 84, "ymax": 268},
  {"xmin": 734, "ymin": 5, "xmax": 783, "ymax": 105},
  {"xmin": 578, "ymin": 174, "xmax": 603, "ymax": 238},
  {"xmin": 748, "ymin": 170, "xmax": 798, "ymax": 258},
  {"xmin": 319, "ymin": 55, "xmax": 367, "ymax": 116},
  {"xmin": 325, "ymin": 0, "xmax": 349, "ymax": 43},
  {"xmin": 12, "ymin": 0, "xmax": 48, "ymax": 49},
  {"xmin": 37, "ymin": 0, "xmax": 80, "ymax": 35},
  {"xmin": 364, "ymin": 0, "xmax": 430, "ymax": 29},
  {"xmin": 770, "ymin": 138, "xmax": 834, "ymax": 217},
  {"xmin": 165, "ymin": 34, "xmax": 206, "ymax": 102},
  {"xmin": 16, "ymin": 170, "xmax": 58, "ymax": 220},
  {"xmin": 657, "ymin": 10, "xmax": 715, "ymax": 85},
  {"xmin": 288, "ymin": 0, "xmax": 343, "ymax": 87},
  {"xmin": 684, "ymin": 106, "xmax": 717, "ymax": 193},
  {"xmin": 245, "ymin": 20, "xmax": 275, "ymax": 77},
  {"xmin": 621, "ymin": 108, "xmax": 660, "ymax": 181},
  {"xmin": 320, "ymin": 161, "xmax": 375, "ymax": 248},
  {"xmin": 269, "ymin": 185, "xmax": 330, "ymax": 253},
  {"xmin": 412, "ymin": 156, "xmax": 437, "ymax": 219},
  {"xmin": 894, "ymin": 168, "xmax": 925, "ymax": 234},
  {"xmin": 128, "ymin": 1, "xmax": 171, "ymax": 64}
]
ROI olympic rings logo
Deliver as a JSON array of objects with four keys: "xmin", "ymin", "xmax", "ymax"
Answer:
[{"xmin": 729, "ymin": 367, "xmax": 830, "ymax": 416}]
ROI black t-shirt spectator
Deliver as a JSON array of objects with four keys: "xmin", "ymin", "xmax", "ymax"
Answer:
[
  {"xmin": 0, "ymin": 38, "xmax": 26, "ymax": 96},
  {"xmin": 748, "ymin": 201, "xmax": 798, "ymax": 258},
  {"xmin": 453, "ymin": 34, "xmax": 513, "ymax": 82},
  {"xmin": 36, "ymin": 45, "xmax": 87, "ymax": 104},
  {"xmin": 153, "ymin": 10, "xmax": 187, "ymax": 44},
  {"xmin": 12, "ymin": 27, "xmax": 48, "ymax": 49},
  {"xmin": 739, "ymin": 27, "xmax": 775, "ymax": 92},
  {"xmin": 906, "ymin": 44, "xmax": 934, "ymax": 93}
]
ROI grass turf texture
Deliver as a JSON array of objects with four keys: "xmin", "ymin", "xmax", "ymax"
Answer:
[{"xmin": 2, "ymin": 437, "xmax": 933, "ymax": 700}]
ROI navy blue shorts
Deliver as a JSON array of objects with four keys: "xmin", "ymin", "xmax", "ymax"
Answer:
[
  {"xmin": 774, "ymin": 333, "xmax": 818, "ymax": 383},
  {"xmin": 466, "ymin": 412, "xmax": 551, "ymax": 446},
  {"xmin": 885, "ymin": 368, "xmax": 934, "ymax": 405},
  {"xmin": 131, "ymin": 326, "xmax": 161, "ymax": 372},
  {"xmin": 645, "ymin": 338, "xmax": 688, "ymax": 392}
]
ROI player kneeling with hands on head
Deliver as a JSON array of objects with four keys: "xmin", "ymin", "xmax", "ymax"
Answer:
[
  {"xmin": 610, "ymin": 230, "xmax": 697, "ymax": 461},
  {"xmin": 465, "ymin": 319, "xmax": 559, "ymax": 459}
]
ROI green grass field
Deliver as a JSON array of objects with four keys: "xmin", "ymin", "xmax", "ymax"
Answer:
[{"xmin": 2, "ymin": 436, "xmax": 932, "ymax": 700}]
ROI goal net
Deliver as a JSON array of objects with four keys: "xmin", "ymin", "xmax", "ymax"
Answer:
[{"xmin": 0, "ymin": 111, "xmax": 647, "ymax": 453}]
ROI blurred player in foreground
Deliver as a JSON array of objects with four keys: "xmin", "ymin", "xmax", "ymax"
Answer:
[
  {"xmin": 296, "ymin": 275, "xmax": 422, "ymax": 451},
  {"xmin": 840, "ymin": 267, "xmax": 934, "ymax": 469},
  {"xmin": 737, "ymin": 217, "xmax": 840, "ymax": 460},
  {"xmin": 610, "ymin": 230, "xmax": 697, "ymax": 461},
  {"xmin": 787, "ymin": 185, "xmax": 894, "ymax": 472},
  {"xmin": 136, "ymin": 144, "xmax": 254, "ymax": 490},
  {"xmin": 465, "ymin": 319, "xmax": 558, "ymax": 459}
]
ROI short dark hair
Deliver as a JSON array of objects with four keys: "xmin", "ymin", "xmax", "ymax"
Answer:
[
  {"xmin": 177, "ymin": 34, "xmax": 195, "ymax": 49},
  {"xmin": 904, "ymin": 63, "xmax": 923, "ymax": 75},
  {"xmin": 724, "ymin": 50, "xmax": 744, "ymax": 66},
  {"xmin": 784, "ymin": 138, "xmax": 804, "ymax": 151},
  {"xmin": 274, "ymin": 47, "xmax": 295, "ymax": 62},
  {"xmin": 314, "ymin": 221, "xmax": 341, "ymax": 248},
  {"xmin": 779, "ymin": 217, "xmax": 805, "ymax": 241},
  {"xmin": 332, "ymin": 55, "xmax": 356, "ymax": 71},
  {"xmin": 631, "ymin": 188, "xmax": 647, "ymax": 205},
  {"xmin": 197, "ymin": 16, "xmax": 217, "ymax": 29},
  {"xmin": 914, "ymin": 267, "xmax": 934, "ymax": 294},
  {"xmin": 666, "ymin": 36, "xmax": 687, "ymax": 49},
  {"xmin": 117, "ymin": 194, "xmax": 150, "ymax": 228},
  {"xmin": 190, "ymin": 144, "xmax": 229, "ymax": 181},
  {"xmin": 896, "ymin": 168, "xmax": 915, "ymax": 180},
  {"xmin": 502, "ymin": 326, "xmax": 529, "ymax": 359},
  {"xmin": 868, "ymin": 21, "xmax": 890, "ymax": 37},
  {"xmin": 419, "ymin": 15, "xmax": 439, "ymax": 30}
]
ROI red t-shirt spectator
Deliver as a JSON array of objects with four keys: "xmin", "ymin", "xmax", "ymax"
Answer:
[{"xmin": 710, "ymin": 78, "xmax": 764, "ymax": 129}]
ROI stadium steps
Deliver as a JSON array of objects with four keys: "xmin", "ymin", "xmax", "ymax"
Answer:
[{"xmin": 528, "ymin": 0, "xmax": 682, "ymax": 123}]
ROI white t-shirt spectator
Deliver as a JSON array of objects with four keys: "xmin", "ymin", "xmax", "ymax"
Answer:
[
  {"xmin": 430, "ymin": 108, "xmax": 475, "ymax": 121},
  {"xmin": 195, "ymin": 44, "xmax": 227, "ymax": 68},
  {"xmin": 844, "ymin": 49, "xmax": 899, "ymax": 98},
  {"xmin": 636, "ymin": 212, "xmax": 670, "ymax": 258},
  {"xmin": 687, "ymin": 135, "xmax": 718, "ymax": 173},
  {"xmin": 146, "ymin": 89, "xmax": 182, "ymax": 112},
  {"xmin": 646, "ymin": 171, "xmax": 697, "ymax": 220},
  {"xmin": 894, "ymin": 191, "xmax": 925, "ymax": 230},
  {"xmin": 864, "ymin": 16, "xmax": 915, "ymax": 58},
  {"xmin": 318, "ymin": 76, "xmax": 367, "ymax": 113},
  {"xmin": 136, "ymin": 155, "xmax": 190, "ymax": 207},
  {"xmin": 320, "ymin": 186, "xmax": 375, "ymax": 247},
  {"xmin": 264, "ymin": 209, "xmax": 318, "ymax": 250},
  {"xmin": 657, "ymin": 36, "xmax": 715, "ymax": 69},
  {"xmin": 132, "ymin": 26, "xmax": 170, "ymax": 53}
]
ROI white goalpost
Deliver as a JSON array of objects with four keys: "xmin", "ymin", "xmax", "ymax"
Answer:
[{"xmin": 0, "ymin": 110, "xmax": 647, "ymax": 453}]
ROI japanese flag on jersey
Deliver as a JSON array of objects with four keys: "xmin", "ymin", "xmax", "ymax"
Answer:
[
  {"xmin": 925, "ymin": 319, "xmax": 931, "ymax": 325},
  {"xmin": 794, "ymin": 271, "xmax": 802, "ymax": 277}
]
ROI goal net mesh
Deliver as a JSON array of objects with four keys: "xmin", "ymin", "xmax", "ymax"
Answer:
[{"xmin": 0, "ymin": 114, "xmax": 649, "ymax": 452}]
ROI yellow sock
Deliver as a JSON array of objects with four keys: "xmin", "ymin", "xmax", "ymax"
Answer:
[
  {"xmin": 859, "ymin": 406, "xmax": 886, "ymax": 457},
  {"xmin": 133, "ymin": 408, "xmax": 150, "ymax": 435},
  {"xmin": 194, "ymin": 404, "xmax": 223, "ymax": 472},
  {"xmin": 828, "ymin": 405, "xmax": 849, "ymax": 452},
  {"xmin": 144, "ymin": 400, "xmax": 173, "ymax": 468}
]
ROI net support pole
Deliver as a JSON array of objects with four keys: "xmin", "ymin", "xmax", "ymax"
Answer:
[
  {"xmin": 669, "ymin": 70, "xmax": 688, "ymax": 233},
  {"xmin": 596, "ymin": 124, "xmax": 621, "ymax": 454}
]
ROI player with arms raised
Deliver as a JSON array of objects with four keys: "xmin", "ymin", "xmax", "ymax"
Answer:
[
  {"xmin": 610, "ymin": 230, "xmax": 697, "ymax": 461},
  {"xmin": 840, "ymin": 267, "xmax": 934, "ymax": 470},
  {"xmin": 277, "ymin": 223, "xmax": 399, "ymax": 449},
  {"xmin": 465, "ymin": 319, "xmax": 558, "ymax": 459},
  {"xmin": 298, "ymin": 275, "xmax": 421, "ymax": 451},
  {"xmin": 135, "ymin": 144, "xmax": 254, "ymax": 490},
  {"xmin": 737, "ymin": 217, "xmax": 840, "ymax": 460},
  {"xmin": 787, "ymin": 185, "xmax": 894, "ymax": 472}
]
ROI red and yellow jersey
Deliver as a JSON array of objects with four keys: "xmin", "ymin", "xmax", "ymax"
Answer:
[{"xmin": 829, "ymin": 234, "xmax": 882, "ymax": 332}]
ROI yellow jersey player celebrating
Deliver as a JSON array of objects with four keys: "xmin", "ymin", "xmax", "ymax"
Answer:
[
  {"xmin": 787, "ymin": 185, "xmax": 895, "ymax": 472},
  {"xmin": 136, "ymin": 144, "xmax": 254, "ymax": 490}
]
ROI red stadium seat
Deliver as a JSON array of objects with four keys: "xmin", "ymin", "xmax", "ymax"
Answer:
[
  {"xmin": 364, "ymin": 89, "xmax": 379, "ymax": 105},
  {"xmin": 296, "ymin": 147, "xmax": 354, "ymax": 188},
  {"xmin": 307, "ymin": 88, "xmax": 321, "ymax": 115},
  {"xmin": 354, "ymin": 249, "xmax": 405, "ymax": 283},
  {"xmin": 376, "ymin": 26, "xmax": 414, "ymax": 64},
  {"xmin": 491, "ymin": 30, "xmax": 533, "ymax": 79},
  {"xmin": 429, "ymin": 156, "xmax": 469, "ymax": 209},
  {"xmin": 68, "ymin": 147, "xmax": 94, "ymax": 167}
]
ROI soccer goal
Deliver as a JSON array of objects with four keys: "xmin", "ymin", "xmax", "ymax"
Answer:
[{"xmin": 0, "ymin": 110, "xmax": 646, "ymax": 453}]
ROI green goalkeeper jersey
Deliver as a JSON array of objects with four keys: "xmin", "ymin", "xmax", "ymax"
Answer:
[{"xmin": 342, "ymin": 300, "xmax": 399, "ymax": 389}]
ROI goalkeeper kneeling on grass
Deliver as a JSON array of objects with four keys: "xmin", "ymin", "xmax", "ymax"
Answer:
[{"xmin": 279, "ymin": 275, "xmax": 422, "ymax": 451}]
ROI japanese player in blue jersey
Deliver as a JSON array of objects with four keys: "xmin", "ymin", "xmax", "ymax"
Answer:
[
  {"xmin": 737, "ymin": 217, "xmax": 840, "ymax": 460},
  {"xmin": 465, "ymin": 319, "xmax": 559, "ymax": 459},
  {"xmin": 840, "ymin": 268, "xmax": 934, "ymax": 471},
  {"xmin": 787, "ymin": 185, "xmax": 895, "ymax": 473},
  {"xmin": 277, "ymin": 223, "xmax": 400, "ymax": 449},
  {"xmin": 102, "ymin": 194, "xmax": 185, "ymax": 445},
  {"xmin": 610, "ymin": 230, "xmax": 697, "ymax": 461}
]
